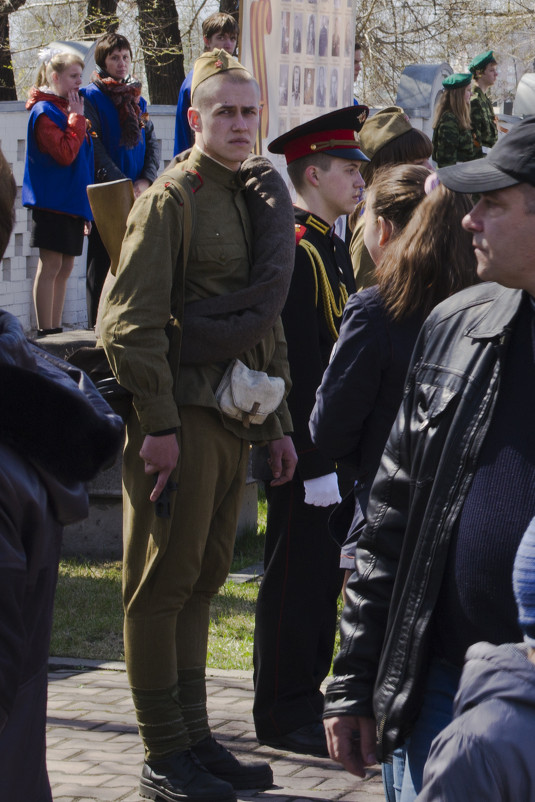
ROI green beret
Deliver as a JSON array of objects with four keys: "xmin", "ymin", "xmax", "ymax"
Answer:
[
  {"xmin": 191, "ymin": 49, "xmax": 252, "ymax": 100},
  {"xmin": 442, "ymin": 73, "xmax": 472, "ymax": 89},
  {"xmin": 359, "ymin": 106, "xmax": 413, "ymax": 160},
  {"xmin": 469, "ymin": 51, "xmax": 496, "ymax": 74}
]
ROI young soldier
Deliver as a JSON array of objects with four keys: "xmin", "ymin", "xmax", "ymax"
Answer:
[
  {"xmin": 253, "ymin": 106, "xmax": 369, "ymax": 758},
  {"xmin": 174, "ymin": 12, "xmax": 239, "ymax": 156},
  {"xmin": 432, "ymin": 73, "xmax": 475, "ymax": 168},
  {"xmin": 101, "ymin": 50, "xmax": 297, "ymax": 802},
  {"xmin": 469, "ymin": 50, "xmax": 499, "ymax": 156}
]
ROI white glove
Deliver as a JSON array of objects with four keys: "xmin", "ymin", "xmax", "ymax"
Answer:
[{"xmin": 303, "ymin": 472, "xmax": 342, "ymax": 507}]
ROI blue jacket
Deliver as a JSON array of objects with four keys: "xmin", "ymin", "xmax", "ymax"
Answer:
[
  {"xmin": 174, "ymin": 69, "xmax": 194, "ymax": 156},
  {"xmin": 310, "ymin": 286, "xmax": 423, "ymax": 483},
  {"xmin": 81, "ymin": 82, "xmax": 148, "ymax": 181},
  {"xmin": 418, "ymin": 642, "xmax": 535, "ymax": 801},
  {"xmin": 22, "ymin": 100, "xmax": 93, "ymax": 220}
]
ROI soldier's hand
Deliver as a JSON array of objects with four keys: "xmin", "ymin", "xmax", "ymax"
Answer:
[
  {"xmin": 268, "ymin": 435, "xmax": 297, "ymax": 486},
  {"xmin": 139, "ymin": 434, "xmax": 179, "ymax": 502}
]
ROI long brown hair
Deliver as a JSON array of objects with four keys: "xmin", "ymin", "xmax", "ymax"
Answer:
[
  {"xmin": 376, "ymin": 181, "xmax": 477, "ymax": 321},
  {"xmin": 360, "ymin": 163, "xmax": 429, "ymax": 240},
  {"xmin": 432, "ymin": 86, "xmax": 471, "ymax": 130}
]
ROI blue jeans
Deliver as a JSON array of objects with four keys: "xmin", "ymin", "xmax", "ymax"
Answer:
[
  {"xmin": 382, "ymin": 747, "xmax": 405, "ymax": 802},
  {"xmin": 391, "ymin": 658, "xmax": 461, "ymax": 802}
]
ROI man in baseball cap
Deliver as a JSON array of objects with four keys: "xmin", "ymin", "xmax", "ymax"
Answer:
[
  {"xmin": 438, "ymin": 115, "xmax": 535, "ymax": 194},
  {"xmin": 323, "ymin": 114, "xmax": 535, "ymax": 797}
]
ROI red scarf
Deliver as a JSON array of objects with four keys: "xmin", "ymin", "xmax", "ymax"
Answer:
[{"xmin": 92, "ymin": 72, "xmax": 145, "ymax": 148}]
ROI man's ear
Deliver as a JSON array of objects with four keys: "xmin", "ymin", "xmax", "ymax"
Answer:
[
  {"xmin": 188, "ymin": 107, "xmax": 202, "ymax": 132},
  {"xmin": 378, "ymin": 216, "xmax": 393, "ymax": 248},
  {"xmin": 304, "ymin": 164, "xmax": 320, "ymax": 187}
]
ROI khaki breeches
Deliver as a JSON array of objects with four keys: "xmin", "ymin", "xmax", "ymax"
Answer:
[{"xmin": 122, "ymin": 405, "xmax": 249, "ymax": 690}]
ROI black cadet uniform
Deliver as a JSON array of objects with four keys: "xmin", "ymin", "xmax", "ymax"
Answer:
[
  {"xmin": 253, "ymin": 106, "xmax": 368, "ymax": 755},
  {"xmin": 253, "ymin": 210, "xmax": 355, "ymax": 743}
]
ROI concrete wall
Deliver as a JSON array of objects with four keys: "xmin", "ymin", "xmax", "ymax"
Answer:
[{"xmin": 0, "ymin": 101, "xmax": 177, "ymax": 334}]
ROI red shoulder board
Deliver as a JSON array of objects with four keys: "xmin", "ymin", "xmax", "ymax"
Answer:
[{"xmin": 295, "ymin": 224, "xmax": 307, "ymax": 244}]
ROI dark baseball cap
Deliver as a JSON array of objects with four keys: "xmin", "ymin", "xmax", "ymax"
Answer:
[{"xmin": 437, "ymin": 115, "xmax": 535, "ymax": 193}]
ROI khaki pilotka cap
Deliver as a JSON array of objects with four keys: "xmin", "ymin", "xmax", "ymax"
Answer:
[
  {"xmin": 190, "ymin": 49, "xmax": 253, "ymax": 100},
  {"xmin": 359, "ymin": 106, "xmax": 413, "ymax": 160}
]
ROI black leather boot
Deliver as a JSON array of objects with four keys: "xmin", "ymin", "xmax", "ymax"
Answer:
[
  {"xmin": 140, "ymin": 750, "xmax": 236, "ymax": 802},
  {"xmin": 191, "ymin": 734, "xmax": 273, "ymax": 790}
]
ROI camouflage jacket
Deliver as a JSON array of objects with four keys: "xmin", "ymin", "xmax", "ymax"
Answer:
[
  {"xmin": 432, "ymin": 111, "xmax": 475, "ymax": 168},
  {"xmin": 471, "ymin": 85, "xmax": 498, "ymax": 154}
]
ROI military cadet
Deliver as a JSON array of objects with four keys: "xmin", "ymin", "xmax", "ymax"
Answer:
[
  {"xmin": 469, "ymin": 50, "xmax": 499, "ymax": 156},
  {"xmin": 101, "ymin": 50, "xmax": 298, "ymax": 802},
  {"xmin": 252, "ymin": 106, "xmax": 369, "ymax": 758},
  {"xmin": 432, "ymin": 73, "xmax": 476, "ymax": 168}
]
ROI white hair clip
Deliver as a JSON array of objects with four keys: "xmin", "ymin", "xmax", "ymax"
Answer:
[{"xmin": 38, "ymin": 46, "xmax": 62, "ymax": 65}]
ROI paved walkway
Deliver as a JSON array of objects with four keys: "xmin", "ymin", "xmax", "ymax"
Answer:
[{"xmin": 47, "ymin": 658, "xmax": 384, "ymax": 802}]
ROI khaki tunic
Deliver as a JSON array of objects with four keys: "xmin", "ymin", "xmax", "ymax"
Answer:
[
  {"xmin": 349, "ymin": 213, "xmax": 376, "ymax": 291},
  {"xmin": 99, "ymin": 146, "xmax": 293, "ymax": 746},
  {"xmin": 101, "ymin": 146, "xmax": 292, "ymax": 440}
]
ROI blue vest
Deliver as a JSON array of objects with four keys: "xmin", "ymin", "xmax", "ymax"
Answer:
[
  {"xmin": 174, "ymin": 69, "xmax": 194, "ymax": 156},
  {"xmin": 22, "ymin": 100, "xmax": 94, "ymax": 220},
  {"xmin": 81, "ymin": 83, "xmax": 147, "ymax": 181}
]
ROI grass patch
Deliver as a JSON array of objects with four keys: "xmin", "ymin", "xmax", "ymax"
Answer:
[
  {"xmin": 208, "ymin": 581, "xmax": 259, "ymax": 671},
  {"xmin": 52, "ymin": 560, "xmax": 124, "ymax": 661},
  {"xmin": 51, "ymin": 488, "xmax": 342, "ymax": 672},
  {"xmin": 51, "ymin": 490, "xmax": 268, "ymax": 668}
]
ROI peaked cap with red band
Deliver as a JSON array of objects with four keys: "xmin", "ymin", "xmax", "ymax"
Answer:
[{"xmin": 268, "ymin": 106, "xmax": 370, "ymax": 165}]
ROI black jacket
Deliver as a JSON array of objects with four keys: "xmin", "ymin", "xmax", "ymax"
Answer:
[
  {"xmin": 323, "ymin": 283, "xmax": 526, "ymax": 759},
  {"xmin": 0, "ymin": 310, "xmax": 123, "ymax": 801},
  {"xmin": 280, "ymin": 207, "xmax": 355, "ymax": 481},
  {"xmin": 310, "ymin": 285, "xmax": 424, "ymax": 483},
  {"xmin": 418, "ymin": 642, "xmax": 535, "ymax": 801}
]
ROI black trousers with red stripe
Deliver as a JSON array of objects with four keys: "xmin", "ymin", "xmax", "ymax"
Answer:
[{"xmin": 253, "ymin": 478, "xmax": 344, "ymax": 738}]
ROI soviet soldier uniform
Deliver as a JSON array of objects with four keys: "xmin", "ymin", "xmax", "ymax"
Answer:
[
  {"xmin": 469, "ymin": 49, "xmax": 499, "ymax": 157},
  {"xmin": 101, "ymin": 49, "xmax": 297, "ymax": 802},
  {"xmin": 471, "ymin": 84, "xmax": 498, "ymax": 156}
]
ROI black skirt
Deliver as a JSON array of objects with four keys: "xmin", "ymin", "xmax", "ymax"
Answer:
[{"xmin": 30, "ymin": 208, "xmax": 85, "ymax": 256}]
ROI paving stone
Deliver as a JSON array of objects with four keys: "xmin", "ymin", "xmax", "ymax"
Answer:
[{"xmin": 46, "ymin": 666, "xmax": 384, "ymax": 802}]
